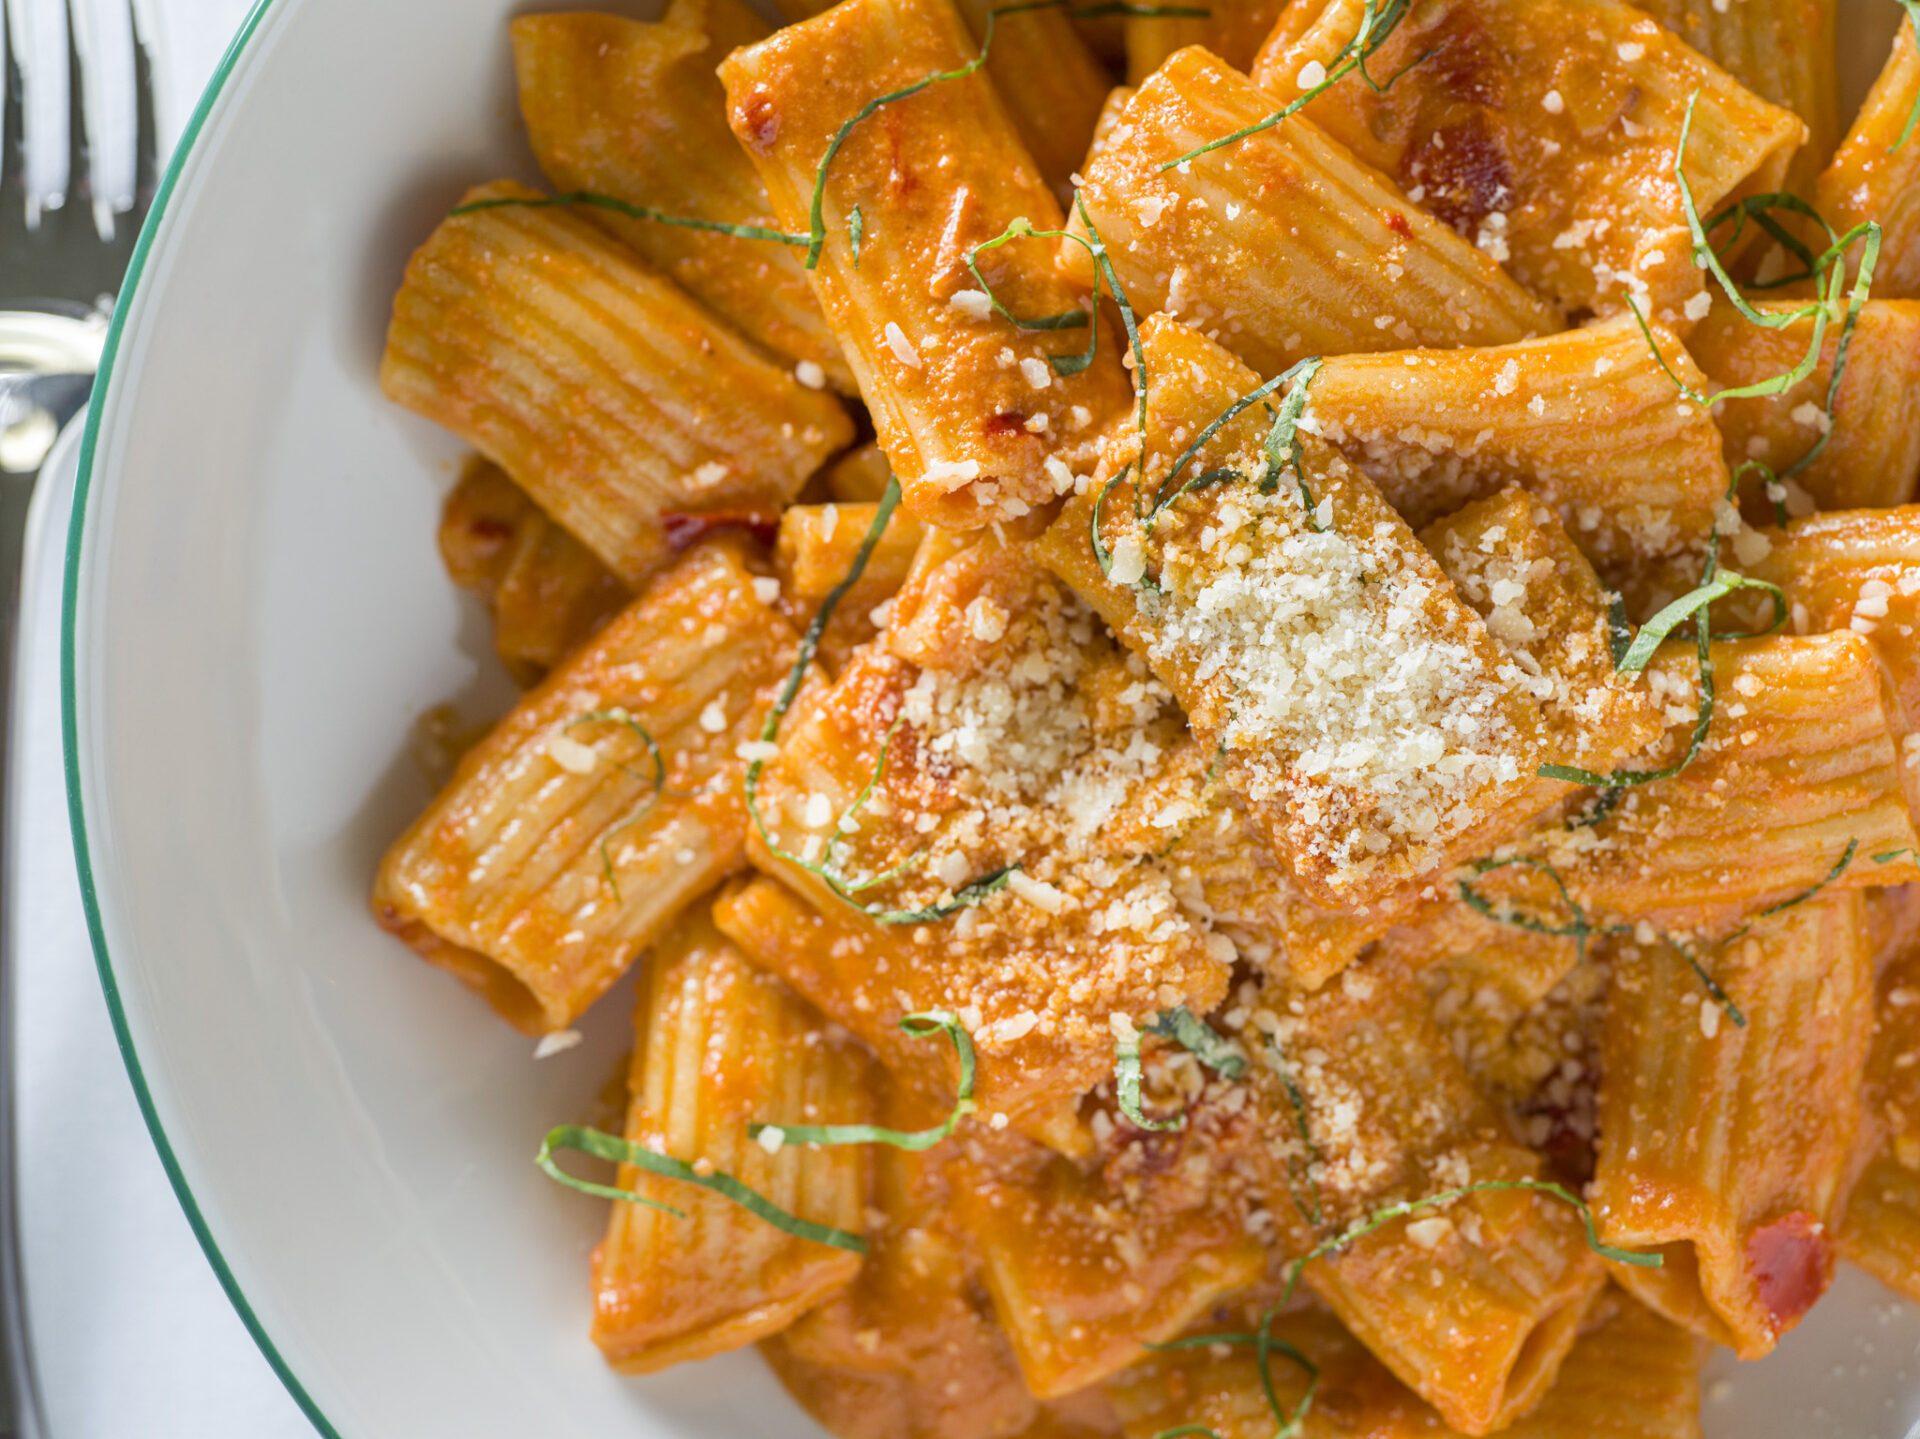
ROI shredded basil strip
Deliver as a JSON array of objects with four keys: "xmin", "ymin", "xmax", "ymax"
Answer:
[
  {"xmin": 1115, "ymin": 1026, "xmax": 1184, "ymax": 1131},
  {"xmin": 1662, "ymin": 932, "xmax": 1748, "ymax": 1030},
  {"xmin": 1161, "ymin": 0, "xmax": 1423, "ymax": 170},
  {"xmin": 1147, "ymin": 1007, "xmax": 1247, "ymax": 1079},
  {"xmin": 1877, "ymin": 848, "xmax": 1916, "ymax": 865},
  {"xmin": 1615, "ymin": 572, "xmax": 1787, "ymax": 673},
  {"xmin": 1651, "ymin": 93, "xmax": 1883, "ymax": 437},
  {"xmin": 1265, "ymin": 1037, "xmax": 1324, "ymax": 1227},
  {"xmin": 848, "ymin": 203, "xmax": 865, "ymax": 269},
  {"xmin": 1722, "ymin": 838, "xmax": 1859, "ymax": 945},
  {"xmin": 537, "ymin": 1124, "xmax": 867, "ymax": 1254},
  {"xmin": 1145, "ymin": 1317, "xmax": 1320, "ymax": 1439},
  {"xmin": 450, "ymin": 191, "xmax": 808, "ymax": 246},
  {"xmin": 741, "ymin": 479, "xmax": 1019, "ymax": 924},
  {"xmin": 1460, "ymin": 856, "xmax": 1748, "ymax": 1026},
  {"xmin": 1459, "ymin": 855, "xmax": 1603, "ymax": 961},
  {"xmin": 565, "ymin": 708, "xmax": 673, "ymax": 900},
  {"xmin": 965, "ymin": 217, "xmax": 1093, "ymax": 332},
  {"xmin": 751, "ymin": 1012, "xmax": 976, "ymax": 1150},
  {"xmin": 1074, "ymin": 193, "xmax": 1150, "ymax": 430},
  {"xmin": 1279, "ymin": 1179, "xmax": 1662, "ymax": 1295}
]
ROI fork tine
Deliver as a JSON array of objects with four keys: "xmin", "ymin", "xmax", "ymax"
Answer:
[
  {"xmin": 4, "ymin": 0, "xmax": 72, "ymax": 231},
  {"xmin": 68, "ymin": 0, "xmax": 139, "ymax": 242}
]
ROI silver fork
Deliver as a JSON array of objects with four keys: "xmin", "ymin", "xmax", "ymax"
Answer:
[{"xmin": 0, "ymin": 3, "xmax": 157, "ymax": 1435}]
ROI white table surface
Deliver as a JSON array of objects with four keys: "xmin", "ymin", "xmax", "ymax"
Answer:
[{"xmin": 10, "ymin": 5, "xmax": 311, "ymax": 1433}]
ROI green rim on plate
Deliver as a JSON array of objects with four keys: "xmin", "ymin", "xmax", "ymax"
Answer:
[{"xmin": 58, "ymin": 1, "xmax": 342, "ymax": 1434}]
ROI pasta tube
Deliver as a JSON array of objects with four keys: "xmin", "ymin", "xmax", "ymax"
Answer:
[
  {"xmin": 1306, "ymin": 317, "xmax": 1729, "ymax": 577},
  {"xmin": 773, "ymin": 500, "xmax": 927, "ymax": 674},
  {"xmin": 1690, "ymin": 300, "xmax": 1920, "ymax": 512},
  {"xmin": 719, "ymin": 0, "xmax": 1131, "ymax": 527},
  {"xmin": 1212, "ymin": 485, "xmax": 1668, "ymax": 990},
  {"xmin": 1838, "ymin": 921, "xmax": 1920, "ymax": 1301},
  {"xmin": 1734, "ymin": 507, "xmax": 1920, "ymax": 817},
  {"xmin": 952, "ymin": 0, "xmax": 1112, "ymax": 198},
  {"xmin": 1593, "ymin": 894, "xmax": 1873, "ymax": 1356},
  {"xmin": 723, "ymin": 534, "xmax": 1232, "ymax": 1136},
  {"xmin": 372, "ymin": 540, "xmax": 800, "ymax": 1033},
  {"xmin": 1815, "ymin": 16, "xmax": 1920, "ymax": 298},
  {"xmin": 1067, "ymin": 47, "xmax": 1559, "ymax": 380},
  {"xmin": 439, "ymin": 459, "xmax": 629, "ymax": 685},
  {"xmin": 952, "ymin": 1124, "xmax": 1267, "ymax": 1398},
  {"xmin": 1250, "ymin": 0, "xmax": 1806, "ymax": 325},
  {"xmin": 1840, "ymin": 1151, "xmax": 1920, "ymax": 1304},
  {"xmin": 1106, "ymin": 1291, "xmax": 1702, "ymax": 1439},
  {"xmin": 1635, "ymin": 0, "xmax": 1839, "ymax": 196},
  {"xmin": 591, "ymin": 914, "xmax": 874, "ymax": 1372},
  {"xmin": 1246, "ymin": 965, "xmax": 1607, "ymax": 1435},
  {"xmin": 381, "ymin": 181, "xmax": 852, "ymax": 586},
  {"xmin": 759, "ymin": 0, "xmax": 1113, "ymax": 197},
  {"xmin": 1572, "ymin": 633, "xmax": 1920, "ymax": 932},
  {"xmin": 511, "ymin": 1, "xmax": 851, "ymax": 389},
  {"xmin": 1038, "ymin": 315, "xmax": 1545, "ymax": 910},
  {"xmin": 763, "ymin": 1091, "xmax": 1043, "ymax": 1439}
]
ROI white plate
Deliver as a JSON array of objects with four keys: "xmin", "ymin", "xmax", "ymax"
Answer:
[{"xmin": 61, "ymin": 0, "xmax": 1920, "ymax": 1434}]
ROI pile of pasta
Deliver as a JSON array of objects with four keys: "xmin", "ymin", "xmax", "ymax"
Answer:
[{"xmin": 373, "ymin": 0, "xmax": 1920, "ymax": 1433}]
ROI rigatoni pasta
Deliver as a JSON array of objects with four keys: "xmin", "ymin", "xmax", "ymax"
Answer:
[
  {"xmin": 1304, "ymin": 318, "xmax": 1730, "ymax": 577},
  {"xmin": 380, "ymin": 181, "xmax": 852, "ymax": 586},
  {"xmin": 1250, "ymin": 0, "xmax": 1806, "ymax": 324},
  {"xmin": 368, "ymin": 2, "xmax": 1920, "ymax": 1431},
  {"xmin": 719, "ymin": 0, "xmax": 1131, "ymax": 528},
  {"xmin": 438, "ymin": 458, "xmax": 629, "ymax": 684},
  {"xmin": 1067, "ymin": 47, "xmax": 1559, "ymax": 379},
  {"xmin": 1635, "ymin": 0, "xmax": 1840, "ymax": 195},
  {"xmin": 1688, "ymin": 299, "xmax": 1920, "ymax": 512},
  {"xmin": 592, "ymin": 914, "xmax": 874, "ymax": 1372},
  {"xmin": 1593, "ymin": 894, "xmax": 1873, "ymax": 1356},
  {"xmin": 373, "ymin": 540, "xmax": 799, "ymax": 1033},
  {"xmin": 511, "ymin": 0, "xmax": 852, "ymax": 390}
]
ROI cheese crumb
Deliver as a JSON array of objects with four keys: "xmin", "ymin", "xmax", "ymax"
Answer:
[
  {"xmin": 547, "ymin": 736, "xmax": 599, "ymax": 775},
  {"xmin": 1020, "ymin": 356, "xmax": 1052, "ymax": 390},
  {"xmin": 1297, "ymin": 59, "xmax": 1327, "ymax": 89},
  {"xmin": 752, "ymin": 576, "xmax": 782, "ymax": 605},
  {"xmin": 794, "ymin": 360, "xmax": 827, "ymax": 389},
  {"xmin": 699, "ymin": 699, "xmax": 729, "ymax": 734},
  {"xmin": 533, "ymin": 1030, "xmax": 583, "ymax": 1059},
  {"xmin": 1406, "ymin": 1216, "xmax": 1453, "ymax": 1250},
  {"xmin": 1493, "ymin": 358, "xmax": 1520, "ymax": 396},
  {"xmin": 949, "ymin": 288, "xmax": 994, "ymax": 320},
  {"xmin": 884, "ymin": 321, "xmax": 922, "ymax": 368},
  {"xmin": 1542, "ymin": 88, "xmax": 1565, "ymax": 114},
  {"xmin": 1008, "ymin": 870, "xmax": 1067, "ymax": 914},
  {"xmin": 1699, "ymin": 1001, "xmax": 1721, "ymax": 1039},
  {"xmin": 1617, "ymin": 40, "xmax": 1644, "ymax": 61},
  {"xmin": 924, "ymin": 458, "xmax": 982, "ymax": 491},
  {"xmin": 1684, "ymin": 290, "xmax": 1713, "ymax": 322}
]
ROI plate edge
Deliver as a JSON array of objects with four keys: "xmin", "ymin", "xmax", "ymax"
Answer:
[{"xmin": 59, "ymin": 1, "xmax": 345, "ymax": 1435}]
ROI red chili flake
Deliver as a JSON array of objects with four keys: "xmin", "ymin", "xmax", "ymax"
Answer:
[
  {"xmin": 660, "ymin": 510, "xmax": 781, "ymax": 552},
  {"xmin": 1746, "ymin": 1211, "xmax": 1833, "ymax": 1333},
  {"xmin": 1401, "ymin": 113, "xmax": 1514, "ymax": 236},
  {"xmin": 737, "ymin": 91, "xmax": 780, "ymax": 150},
  {"xmin": 983, "ymin": 410, "xmax": 1029, "ymax": 437},
  {"xmin": 1381, "ymin": 209, "xmax": 1414, "ymax": 239},
  {"xmin": 463, "ymin": 516, "xmax": 515, "ymax": 543}
]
